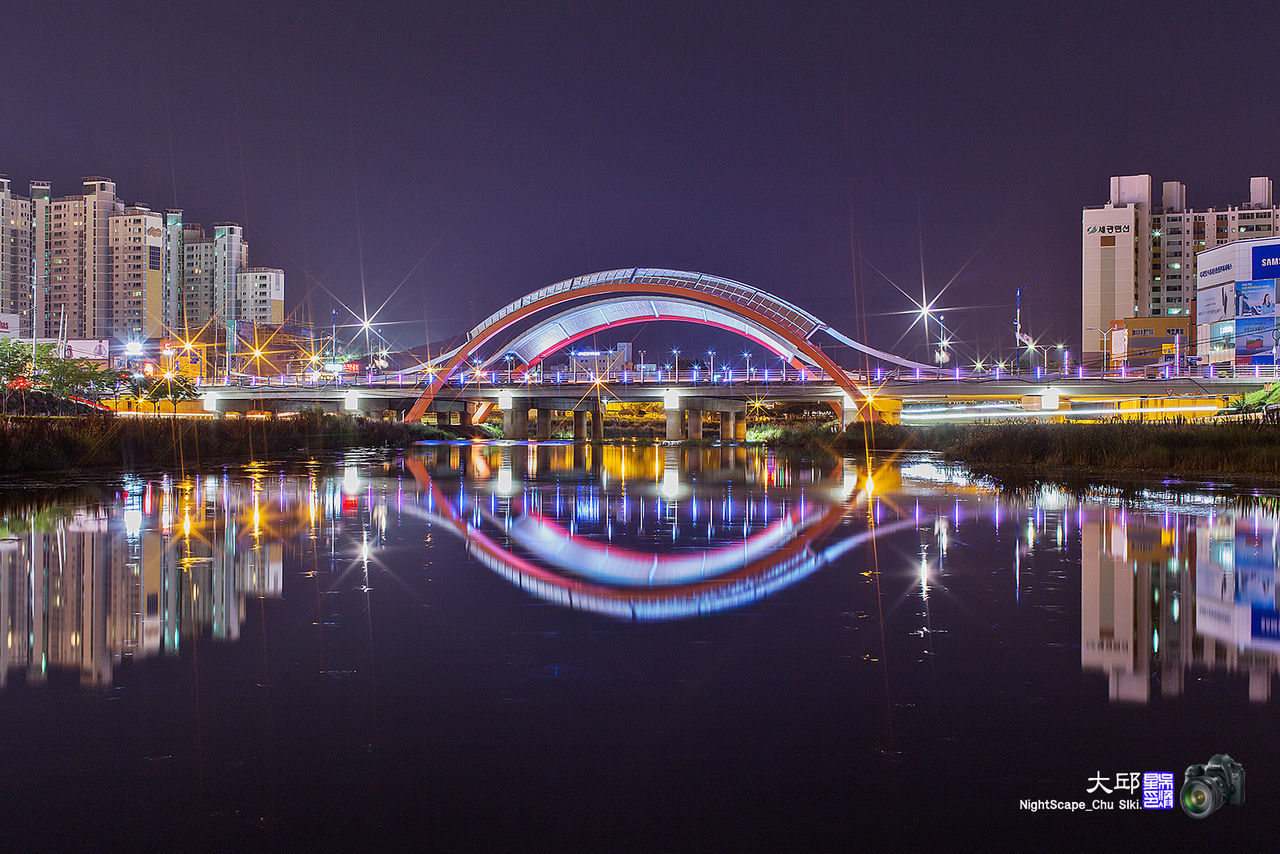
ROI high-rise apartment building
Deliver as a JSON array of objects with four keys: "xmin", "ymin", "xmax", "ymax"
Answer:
[
  {"xmin": 0, "ymin": 173, "xmax": 284, "ymax": 348},
  {"xmin": 29, "ymin": 181, "xmax": 51, "ymax": 337},
  {"xmin": 0, "ymin": 177, "xmax": 33, "ymax": 334},
  {"xmin": 179, "ymin": 222, "xmax": 247, "ymax": 339},
  {"xmin": 1082, "ymin": 175, "xmax": 1277, "ymax": 365},
  {"xmin": 163, "ymin": 210, "xmax": 183, "ymax": 333},
  {"xmin": 236, "ymin": 267, "xmax": 285, "ymax": 325},
  {"xmin": 107, "ymin": 205, "xmax": 165, "ymax": 339}
]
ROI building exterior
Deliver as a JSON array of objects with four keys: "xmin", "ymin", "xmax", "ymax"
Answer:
[
  {"xmin": 1082, "ymin": 175, "xmax": 1277, "ymax": 366},
  {"xmin": 180, "ymin": 221, "xmax": 247, "ymax": 339},
  {"xmin": 1105, "ymin": 316, "xmax": 1191, "ymax": 369},
  {"xmin": 107, "ymin": 205, "xmax": 164, "ymax": 340},
  {"xmin": 1193, "ymin": 235, "xmax": 1280, "ymax": 367},
  {"xmin": 163, "ymin": 209, "xmax": 183, "ymax": 333},
  {"xmin": 0, "ymin": 176, "xmax": 33, "ymax": 333},
  {"xmin": 0, "ymin": 173, "xmax": 283, "ymax": 354},
  {"xmin": 236, "ymin": 267, "xmax": 284, "ymax": 325}
]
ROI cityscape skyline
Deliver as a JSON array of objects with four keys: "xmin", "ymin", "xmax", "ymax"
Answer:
[
  {"xmin": 0, "ymin": 173, "xmax": 284, "ymax": 348},
  {"xmin": 8, "ymin": 3, "xmax": 1280, "ymax": 366}
]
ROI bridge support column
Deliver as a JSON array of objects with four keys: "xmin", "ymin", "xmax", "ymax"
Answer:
[
  {"xmin": 734, "ymin": 410, "xmax": 747, "ymax": 441},
  {"xmin": 573, "ymin": 410, "xmax": 587, "ymax": 442},
  {"xmin": 536, "ymin": 409, "xmax": 553, "ymax": 441},
  {"xmin": 722, "ymin": 411, "xmax": 736, "ymax": 442},
  {"xmin": 590, "ymin": 403, "xmax": 604, "ymax": 442},
  {"xmin": 503, "ymin": 406, "xmax": 529, "ymax": 440},
  {"xmin": 666, "ymin": 409, "xmax": 684, "ymax": 441},
  {"xmin": 687, "ymin": 409, "xmax": 703, "ymax": 440}
]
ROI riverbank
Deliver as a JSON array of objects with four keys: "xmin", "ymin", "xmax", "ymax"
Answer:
[
  {"xmin": 839, "ymin": 421, "xmax": 1280, "ymax": 479},
  {"xmin": 0, "ymin": 412, "xmax": 456, "ymax": 475}
]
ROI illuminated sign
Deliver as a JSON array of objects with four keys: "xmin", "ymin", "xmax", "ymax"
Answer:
[
  {"xmin": 1253, "ymin": 243, "xmax": 1280, "ymax": 279},
  {"xmin": 343, "ymin": 362, "xmax": 361, "ymax": 373},
  {"xmin": 1086, "ymin": 224, "xmax": 1131, "ymax": 235}
]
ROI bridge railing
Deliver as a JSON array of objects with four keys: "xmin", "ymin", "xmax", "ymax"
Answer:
[{"xmin": 199, "ymin": 361, "xmax": 1280, "ymax": 392}]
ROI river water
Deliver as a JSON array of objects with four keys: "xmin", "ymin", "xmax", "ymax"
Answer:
[{"xmin": 0, "ymin": 442, "xmax": 1272, "ymax": 849}]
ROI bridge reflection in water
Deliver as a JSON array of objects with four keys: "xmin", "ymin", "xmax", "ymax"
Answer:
[
  {"xmin": 404, "ymin": 443, "xmax": 898, "ymax": 620},
  {"xmin": 1, "ymin": 445, "xmax": 1279, "ymax": 704}
]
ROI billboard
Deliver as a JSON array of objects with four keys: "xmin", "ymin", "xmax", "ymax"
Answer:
[
  {"xmin": 1236, "ymin": 279, "xmax": 1276, "ymax": 318},
  {"xmin": 1196, "ymin": 253, "xmax": 1236, "ymax": 289},
  {"xmin": 1198, "ymin": 283, "xmax": 1234, "ymax": 325},
  {"xmin": 1253, "ymin": 243, "xmax": 1280, "ymax": 280},
  {"xmin": 0, "ymin": 313, "xmax": 18, "ymax": 338},
  {"xmin": 64, "ymin": 339, "xmax": 110, "ymax": 361},
  {"xmin": 1235, "ymin": 316, "xmax": 1276, "ymax": 365}
]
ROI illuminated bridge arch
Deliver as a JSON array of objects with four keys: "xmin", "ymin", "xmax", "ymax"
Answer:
[{"xmin": 404, "ymin": 268, "xmax": 927, "ymax": 423}]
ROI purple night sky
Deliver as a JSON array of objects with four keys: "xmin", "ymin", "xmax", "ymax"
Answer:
[{"xmin": 3, "ymin": 2, "xmax": 1276, "ymax": 364}]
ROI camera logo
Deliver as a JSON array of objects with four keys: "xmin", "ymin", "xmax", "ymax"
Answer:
[{"xmin": 1181, "ymin": 755, "xmax": 1245, "ymax": 819}]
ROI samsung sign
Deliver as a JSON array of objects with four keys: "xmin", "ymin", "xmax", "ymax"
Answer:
[{"xmin": 1254, "ymin": 244, "xmax": 1280, "ymax": 280}]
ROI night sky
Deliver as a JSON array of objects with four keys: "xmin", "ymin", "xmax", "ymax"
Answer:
[{"xmin": 4, "ymin": 2, "xmax": 1278, "ymax": 365}]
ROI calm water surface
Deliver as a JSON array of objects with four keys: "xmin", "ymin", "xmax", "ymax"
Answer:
[{"xmin": 0, "ymin": 442, "xmax": 1274, "ymax": 849}]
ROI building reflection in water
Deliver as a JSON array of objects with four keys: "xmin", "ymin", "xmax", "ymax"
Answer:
[
  {"xmin": 5, "ymin": 442, "xmax": 1278, "ymax": 704},
  {"xmin": 1082, "ymin": 504, "xmax": 1280, "ymax": 703},
  {"xmin": 0, "ymin": 472, "xmax": 297, "ymax": 689}
]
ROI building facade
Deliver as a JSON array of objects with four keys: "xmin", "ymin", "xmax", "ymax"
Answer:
[
  {"xmin": 1194, "ymin": 235, "xmax": 1280, "ymax": 367},
  {"xmin": 179, "ymin": 221, "xmax": 247, "ymax": 339},
  {"xmin": 1082, "ymin": 175, "xmax": 1277, "ymax": 365},
  {"xmin": 236, "ymin": 267, "xmax": 285, "ymax": 325},
  {"xmin": 0, "ymin": 173, "xmax": 284, "ymax": 350},
  {"xmin": 0, "ymin": 176, "xmax": 33, "ymax": 333},
  {"xmin": 107, "ymin": 205, "xmax": 165, "ymax": 340}
]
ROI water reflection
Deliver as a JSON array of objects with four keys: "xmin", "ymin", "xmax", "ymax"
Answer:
[
  {"xmin": 404, "ymin": 443, "xmax": 898, "ymax": 620},
  {"xmin": 0, "ymin": 472, "xmax": 303, "ymax": 688},
  {"xmin": 1082, "ymin": 505, "xmax": 1280, "ymax": 703},
  {"xmin": 2, "ymin": 444, "xmax": 1280, "ymax": 706}
]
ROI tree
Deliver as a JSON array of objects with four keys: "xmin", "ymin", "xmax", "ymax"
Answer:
[
  {"xmin": 34, "ymin": 344, "xmax": 117, "ymax": 414},
  {"xmin": 125, "ymin": 374, "xmax": 150, "ymax": 415},
  {"xmin": 0, "ymin": 338, "xmax": 33, "ymax": 413},
  {"xmin": 152, "ymin": 374, "xmax": 198, "ymax": 417}
]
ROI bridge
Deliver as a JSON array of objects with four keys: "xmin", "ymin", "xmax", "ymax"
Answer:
[{"xmin": 191, "ymin": 268, "xmax": 1265, "ymax": 431}]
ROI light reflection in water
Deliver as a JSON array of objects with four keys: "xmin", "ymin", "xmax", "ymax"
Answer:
[{"xmin": 0, "ymin": 445, "xmax": 1277, "ymax": 706}]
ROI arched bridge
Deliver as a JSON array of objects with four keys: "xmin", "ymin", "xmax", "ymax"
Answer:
[{"xmin": 402, "ymin": 268, "xmax": 929, "ymax": 424}]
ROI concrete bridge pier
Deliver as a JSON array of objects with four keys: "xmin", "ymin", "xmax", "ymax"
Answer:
[
  {"xmin": 536, "ymin": 409, "xmax": 553, "ymax": 441},
  {"xmin": 722, "ymin": 411, "xmax": 736, "ymax": 441},
  {"xmin": 666, "ymin": 408, "xmax": 684, "ymax": 441},
  {"xmin": 687, "ymin": 409, "xmax": 703, "ymax": 440},
  {"xmin": 573, "ymin": 410, "xmax": 587, "ymax": 441},
  {"xmin": 836, "ymin": 396, "xmax": 857, "ymax": 429},
  {"xmin": 503, "ymin": 405, "xmax": 529, "ymax": 439},
  {"xmin": 590, "ymin": 403, "xmax": 604, "ymax": 442},
  {"xmin": 734, "ymin": 410, "xmax": 747, "ymax": 441}
]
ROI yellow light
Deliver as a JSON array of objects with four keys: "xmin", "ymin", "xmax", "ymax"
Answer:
[{"xmin": 864, "ymin": 473, "xmax": 875, "ymax": 496}]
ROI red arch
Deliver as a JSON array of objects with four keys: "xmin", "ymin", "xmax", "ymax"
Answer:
[
  {"xmin": 404, "ymin": 280, "xmax": 872, "ymax": 423},
  {"xmin": 522, "ymin": 315, "xmax": 806, "ymax": 371}
]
